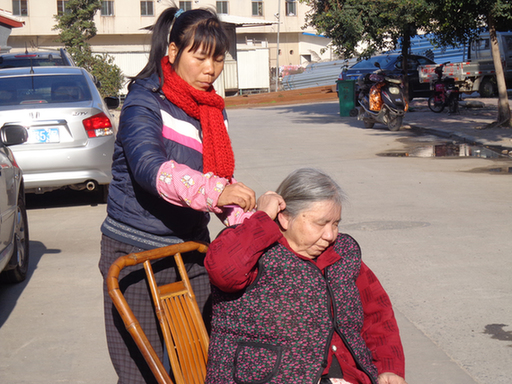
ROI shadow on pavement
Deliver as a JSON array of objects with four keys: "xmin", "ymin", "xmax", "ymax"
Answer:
[
  {"xmin": 26, "ymin": 188, "xmax": 106, "ymax": 210},
  {"xmin": 0, "ymin": 240, "xmax": 60, "ymax": 327}
]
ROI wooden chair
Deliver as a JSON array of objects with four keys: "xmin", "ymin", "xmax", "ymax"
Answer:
[{"xmin": 106, "ymin": 241, "xmax": 210, "ymax": 384}]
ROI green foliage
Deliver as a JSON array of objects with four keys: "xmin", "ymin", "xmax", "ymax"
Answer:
[
  {"xmin": 300, "ymin": 0, "xmax": 511, "ymax": 58},
  {"xmin": 90, "ymin": 54, "xmax": 125, "ymax": 98},
  {"xmin": 53, "ymin": 0, "xmax": 123, "ymax": 97},
  {"xmin": 53, "ymin": 0, "xmax": 100, "ymax": 61},
  {"xmin": 300, "ymin": 0, "xmax": 432, "ymax": 59},
  {"xmin": 425, "ymin": 0, "xmax": 512, "ymax": 47}
]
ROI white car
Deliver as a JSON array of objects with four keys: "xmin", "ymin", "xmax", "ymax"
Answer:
[
  {"xmin": 0, "ymin": 125, "xmax": 29, "ymax": 283},
  {"xmin": 0, "ymin": 66, "xmax": 119, "ymax": 201}
]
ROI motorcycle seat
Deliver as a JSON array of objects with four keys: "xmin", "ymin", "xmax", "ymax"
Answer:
[{"xmin": 386, "ymin": 77, "xmax": 402, "ymax": 84}]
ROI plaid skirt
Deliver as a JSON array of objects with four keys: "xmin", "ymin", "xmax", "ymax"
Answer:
[{"xmin": 99, "ymin": 235, "xmax": 211, "ymax": 384}]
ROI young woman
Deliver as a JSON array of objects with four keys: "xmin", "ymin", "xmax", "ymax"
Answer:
[
  {"xmin": 205, "ymin": 168, "xmax": 407, "ymax": 384},
  {"xmin": 98, "ymin": 7, "xmax": 255, "ymax": 384}
]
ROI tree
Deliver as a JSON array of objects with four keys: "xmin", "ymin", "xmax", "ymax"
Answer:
[
  {"xmin": 53, "ymin": 0, "xmax": 123, "ymax": 98},
  {"xmin": 300, "ymin": 0, "xmax": 433, "ymax": 99},
  {"xmin": 301, "ymin": 0, "xmax": 512, "ymax": 127},
  {"xmin": 426, "ymin": 0, "xmax": 512, "ymax": 127}
]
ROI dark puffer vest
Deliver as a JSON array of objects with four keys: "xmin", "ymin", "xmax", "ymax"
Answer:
[{"xmin": 205, "ymin": 234, "xmax": 378, "ymax": 384}]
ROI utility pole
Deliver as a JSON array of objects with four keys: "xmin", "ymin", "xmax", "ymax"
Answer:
[{"xmin": 275, "ymin": 0, "xmax": 281, "ymax": 92}]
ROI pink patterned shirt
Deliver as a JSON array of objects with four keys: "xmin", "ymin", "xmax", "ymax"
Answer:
[{"xmin": 156, "ymin": 160, "xmax": 253, "ymax": 227}]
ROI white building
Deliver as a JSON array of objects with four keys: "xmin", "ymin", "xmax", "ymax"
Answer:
[{"xmin": 1, "ymin": 0, "xmax": 333, "ymax": 95}]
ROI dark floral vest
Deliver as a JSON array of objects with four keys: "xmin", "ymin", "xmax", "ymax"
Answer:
[{"xmin": 205, "ymin": 233, "xmax": 378, "ymax": 384}]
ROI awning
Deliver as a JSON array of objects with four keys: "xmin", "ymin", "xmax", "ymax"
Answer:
[
  {"xmin": 302, "ymin": 32, "xmax": 328, "ymax": 38},
  {"xmin": 218, "ymin": 14, "xmax": 276, "ymax": 28},
  {"xmin": 141, "ymin": 14, "xmax": 276, "ymax": 31},
  {"xmin": 0, "ymin": 10, "xmax": 24, "ymax": 28}
]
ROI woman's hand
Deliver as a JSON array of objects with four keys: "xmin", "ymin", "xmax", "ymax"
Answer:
[
  {"xmin": 217, "ymin": 182, "xmax": 256, "ymax": 212},
  {"xmin": 256, "ymin": 191, "xmax": 286, "ymax": 220},
  {"xmin": 377, "ymin": 372, "xmax": 407, "ymax": 384}
]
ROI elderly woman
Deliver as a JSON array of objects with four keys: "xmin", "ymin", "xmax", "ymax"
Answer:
[{"xmin": 204, "ymin": 168, "xmax": 407, "ymax": 384}]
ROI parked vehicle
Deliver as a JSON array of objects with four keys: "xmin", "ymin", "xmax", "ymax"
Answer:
[
  {"xmin": 428, "ymin": 62, "xmax": 460, "ymax": 114},
  {"xmin": 338, "ymin": 53, "xmax": 436, "ymax": 100},
  {"xmin": 0, "ymin": 125, "xmax": 29, "ymax": 283},
  {"xmin": 418, "ymin": 32, "xmax": 512, "ymax": 97},
  {"xmin": 0, "ymin": 48, "xmax": 75, "ymax": 69},
  {"xmin": 0, "ymin": 66, "xmax": 119, "ymax": 201},
  {"xmin": 355, "ymin": 62, "xmax": 408, "ymax": 131}
]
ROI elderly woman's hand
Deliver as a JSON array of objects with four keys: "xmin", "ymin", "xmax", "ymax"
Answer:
[
  {"xmin": 377, "ymin": 372, "xmax": 407, "ymax": 384},
  {"xmin": 257, "ymin": 191, "xmax": 286, "ymax": 220}
]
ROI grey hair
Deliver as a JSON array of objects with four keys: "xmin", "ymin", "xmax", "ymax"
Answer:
[{"xmin": 275, "ymin": 168, "xmax": 346, "ymax": 219}]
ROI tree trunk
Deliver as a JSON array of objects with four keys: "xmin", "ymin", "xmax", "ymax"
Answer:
[
  {"xmin": 488, "ymin": 14, "xmax": 511, "ymax": 127},
  {"xmin": 401, "ymin": 27, "xmax": 411, "ymax": 101}
]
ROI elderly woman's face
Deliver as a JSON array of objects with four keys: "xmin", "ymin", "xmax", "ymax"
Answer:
[{"xmin": 279, "ymin": 200, "xmax": 341, "ymax": 259}]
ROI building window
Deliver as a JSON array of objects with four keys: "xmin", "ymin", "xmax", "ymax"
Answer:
[
  {"xmin": 216, "ymin": 1, "xmax": 228, "ymax": 14},
  {"xmin": 179, "ymin": 1, "xmax": 192, "ymax": 11},
  {"xmin": 101, "ymin": 1, "xmax": 114, "ymax": 16},
  {"xmin": 252, "ymin": 0, "xmax": 263, "ymax": 16},
  {"xmin": 140, "ymin": 1, "xmax": 153, "ymax": 16},
  {"xmin": 12, "ymin": 0, "xmax": 28, "ymax": 16},
  {"xmin": 285, "ymin": 0, "xmax": 296, "ymax": 16},
  {"xmin": 57, "ymin": 0, "xmax": 70, "ymax": 15}
]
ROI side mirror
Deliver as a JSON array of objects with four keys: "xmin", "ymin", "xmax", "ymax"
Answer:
[
  {"xmin": 1, "ymin": 125, "xmax": 28, "ymax": 146},
  {"xmin": 104, "ymin": 96, "xmax": 120, "ymax": 110},
  {"xmin": 374, "ymin": 62, "xmax": 381, "ymax": 69},
  {"xmin": 92, "ymin": 75, "xmax": 102, "ymax": 88}
]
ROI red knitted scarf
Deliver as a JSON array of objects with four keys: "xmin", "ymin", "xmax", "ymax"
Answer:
[{"xmin": 160, "ymin": 56, "xmax": 235, "ymax": 180}]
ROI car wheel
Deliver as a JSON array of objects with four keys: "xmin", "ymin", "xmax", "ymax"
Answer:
[
  {"xmin": 0, "ymin": 192, "xmax": 29, "ymax": 283},
  {"xmin": 479, "ymin": 77, "xmax": 497, "ymax": 98}
]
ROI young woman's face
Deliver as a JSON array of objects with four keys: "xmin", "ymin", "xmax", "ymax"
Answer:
[
  {"xmin": 168, "ymin": 42, "xmax": 225, "ymax": 91},
  {"xmin": 279, "ymin": 200, "xmax": 341, "ymax": 259}
]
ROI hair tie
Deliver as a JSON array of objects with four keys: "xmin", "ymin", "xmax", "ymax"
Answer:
[{"xmin": 175, "ymin": 9, "xmax": 184, "ymax": 18}]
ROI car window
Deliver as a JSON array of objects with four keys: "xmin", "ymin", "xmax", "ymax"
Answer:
[
  {"xmin": 0, "ymin": 56, "xmax": 67, "ymax": 69},
  {"xmin": 0, "ymin": 75, "xmax": 92, "ymax": 106},
  {"xmin": 395, "ymin": 57, "xmax": 421, "ymax": 70},
  {"xmin": 416, "ymin": 57, "xmax": 435, "ymax": 65},
  {"xmin": 351, "ymin": 55, "xmax": 395, "ymax": 69},
  {"xmin": 505, "ymin": 35, "xmax": 512, "ymax": 51}
]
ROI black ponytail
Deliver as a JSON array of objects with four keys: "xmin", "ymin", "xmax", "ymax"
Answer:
[{"xmin": 129, "ymin": 7, "xmax": 179, "ymax": 89}]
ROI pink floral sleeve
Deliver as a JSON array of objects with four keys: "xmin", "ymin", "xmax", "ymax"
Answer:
[{"xmin": 156, "ymin": 160, "xmax": 253, "ymax": 226}]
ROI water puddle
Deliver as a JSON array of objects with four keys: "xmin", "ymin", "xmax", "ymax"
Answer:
[
  {"xmin": 379, "ymin": 143, "xmax": 512, "ymax": 159},
  {"xmin": 378, "ymin": 142, "xmax": 512, "ymax": 174},
  {"xmin": 469, "ymin": 166, "xmax": 512, "ymax": 174},
  {"xmin": 483, "ymin": 324, "xmax": 512, "ymax": 346}
]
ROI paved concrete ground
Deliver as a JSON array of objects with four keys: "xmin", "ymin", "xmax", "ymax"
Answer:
[
  {"xmin": 404, "ymin": 95, "xmax": 512, "ymax": 149},
  {"xmin": 216, "ymin": 101, "xmax": 512, "ymax": 384},
  {"xmin": 1, "ymin": 99, "xmax": 511, "ymax": 384}
]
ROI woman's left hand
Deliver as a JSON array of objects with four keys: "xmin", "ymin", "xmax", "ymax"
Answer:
[
  {"xmin": 377, "ymin": 372, "xmax": 407, "ymax": 384},
  {"xmin": 217, "ymin": 182, "xmax": 256, "ymax": 212}
]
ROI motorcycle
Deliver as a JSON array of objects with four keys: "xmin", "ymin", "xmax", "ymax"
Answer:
[
  {"xmin": 355, "ymin": 62, "xmax": 408, "ymax": 131},
  {"xmin": 427, "ymin": 62, "xmax": 460, "ymax": 114}
]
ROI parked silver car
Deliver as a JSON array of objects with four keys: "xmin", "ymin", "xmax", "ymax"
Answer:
[
  {"xmin": 0, "ymin": 125, "xmax": 29, "ymax": 283},
  {"xmin": 0, "ymin": 48, "xmax": 75, "ymax": 69},
  {"xmin": 0, "ymin": 66, "xmax": 119, "ymax": 200}
]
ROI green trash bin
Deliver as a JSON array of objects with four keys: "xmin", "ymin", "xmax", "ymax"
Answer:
[{"xmin": 336, "ymin": 80, "xmax": 355, "ymax": 117}]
